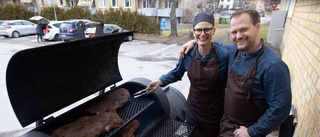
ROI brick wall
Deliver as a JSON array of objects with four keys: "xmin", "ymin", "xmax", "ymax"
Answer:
[{"xmin": 281, "ymin": 0, "xmax": 320, "ymax": 136}]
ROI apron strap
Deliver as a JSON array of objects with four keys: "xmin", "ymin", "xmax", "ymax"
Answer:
[{"xmin": 246, "ymin": 45, "xmax": 266, "ymax": 102}]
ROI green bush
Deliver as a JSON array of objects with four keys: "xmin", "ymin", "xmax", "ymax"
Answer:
[
  {"xmin": 41, "ymin": 6, "xmax": 65, "ymax": 21},
  {"xmin": 0, "ymin": 3, "xmax": 33, "ymax": 20}
]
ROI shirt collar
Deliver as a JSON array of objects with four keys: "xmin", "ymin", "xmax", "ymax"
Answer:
[{"xmin": 194, "ymin": 44, "xmax": 215, "ymax": 60}]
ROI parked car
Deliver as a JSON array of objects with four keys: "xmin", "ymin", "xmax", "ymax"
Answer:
[
  {"xmin": 59, "ymin": 19, "xmax": 90, "ymax": 41},
  {"xmin": 0, "ymin": 20, "xmax": 7, "ymax": 25},
  {"xmin": 0, "ymin": 20, "xmax": 37, "ymax": 38},
  {"xmin": 43, "ymin": 21, "xmax": 63, "ymax": 41},
  {"xmin": 84, "ymin": 24, "xmax": 134, "ymax": 41},
  {"xmin": 256, "ymin": 9, "xmax": 265, "ymax": 17},
  {"xmin": 219, "ymin": 10, "xmax": 234, "ymax": 17}
]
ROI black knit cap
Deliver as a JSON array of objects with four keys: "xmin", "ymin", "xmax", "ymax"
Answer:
[{"xmin": 192, "ymin": 12, "xmax": 215, "ymax": 28}]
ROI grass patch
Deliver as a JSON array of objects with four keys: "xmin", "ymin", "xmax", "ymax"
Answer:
[
  {"xmin": 161, "ymin": 29, "xmax": 191, "ymax": 37},
  {"xmin": 260, "ymin": 23, "xmax": 270, "ymax": 45},
  {"xmin": 215, "ymin": 18, "xmax": 230, "ymax": 29}
]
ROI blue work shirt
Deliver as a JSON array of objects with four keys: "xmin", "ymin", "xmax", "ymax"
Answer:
[
  {"xmin": 159, "ymin": 42, "xmax": 230, "ymax": 87},
  {"xmin": 226, "ymin": 39, "xmax": 292, "ymax": 137}
]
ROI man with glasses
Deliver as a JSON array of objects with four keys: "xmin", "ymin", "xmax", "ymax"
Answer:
[
  {"xmin": 146, "ymin": 12, "xmax": 231, "ymax": 137},
  {"xmin": 180, "ymin": 9, "xmax": 292, "ymax": 137}
]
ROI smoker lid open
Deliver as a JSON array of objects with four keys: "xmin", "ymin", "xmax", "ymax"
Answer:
[{"xmin": 6, "ymin": 32, "xmax": 134, "ymax": 127}]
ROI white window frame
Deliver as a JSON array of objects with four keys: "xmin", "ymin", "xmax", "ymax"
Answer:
[
  {"xmin": 165, "ymin": 0, "xmax": 170, "ymax": 8},
  {"xmin": 143, "ymin": 0, "xmax": 147, "ymax": 8},
  {"xmin": 286, "ymin": 0, "xmax": 296, "ymax": 18},
  {"xmin": 99, "ymin": 0, "xmax": 105, "ymax": 7},
  {"xmin": 48, "ymin": 0, "xmax": 54, "ymax": 7},
  {"xmin": 124, "ymin": 0, "xmax": 131, "ymax": 8},
  {"xmin": 39, "ymin": 0, "xmax": 44, "ymax": 6},
  {"xmin": 143, "ymin": 0, "xmax": 155, "ymax": 8},
  {"xmin": 112, "ymin": 0, "xmax": 118, "ymax": 8},
  {"xmin": 58, "ymin": 0, "xmax": 63, "ymax": 7}
]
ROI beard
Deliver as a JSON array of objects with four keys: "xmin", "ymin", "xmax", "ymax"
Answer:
[{"xmin": 234, "ymin": 34, "xmax": 257, "ymax": 52}]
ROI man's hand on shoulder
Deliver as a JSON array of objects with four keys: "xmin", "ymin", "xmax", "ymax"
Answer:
[
  {"xmin": 179, "ymin": 40, "xmax": 197, "ymax": 58},
  {"xmin": 234, "ymin": 126, "xmax": 250, "ymax": 137}
]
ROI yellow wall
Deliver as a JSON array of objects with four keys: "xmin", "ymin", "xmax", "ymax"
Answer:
[{"xmin": 281, "ymin": 0, "xmax": 320, "ymax": 136}]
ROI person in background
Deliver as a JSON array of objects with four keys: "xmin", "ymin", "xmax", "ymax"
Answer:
[
  {"xmin": 36, "ymin": 21, "xmax": 46, "ymax": 43},
  {"xmin": 146, "ymin": 12, "xmax": 230, "ymax": 137},
  {"xmin": 180, "ymin": 9, "xmax": 292, "ymax": 137}
]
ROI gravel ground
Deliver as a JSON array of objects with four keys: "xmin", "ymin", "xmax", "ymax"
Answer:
[
  {"xmin": 134, "ymin": 32, "xmax": 281, "ymax": 56},
  {"xmin": 134, "ymin": 32, "xmax": 193, "ymax": 46}
]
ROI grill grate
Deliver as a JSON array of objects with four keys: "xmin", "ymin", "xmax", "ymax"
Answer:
[
  {"xmin": 103, "ymin": 98, "xmax": 155, "ymax": 137},
  {"xmin": 117, "ymin": 98, "xmax": 154, "ymax": 121},
  {"xmin": 151, "ymin": 119, "xmax": 194, "ymax": 137}
]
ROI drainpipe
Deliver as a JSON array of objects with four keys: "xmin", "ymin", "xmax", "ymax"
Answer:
[{"xmin": 53, "ymin": 0, "xmax": 57, "ymax": 20}]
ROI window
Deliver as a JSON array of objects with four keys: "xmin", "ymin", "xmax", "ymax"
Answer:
[
  {"xmin": 48, "ymin": 0, "xmax": 54, "ymax": 6},
  {"xmin": 124, "ymin": 0, "xmax": 131, "ymax": 7},
  {"xmin": 99, "ymin": 0, "xmax": 105, "ymax": 7},
  {"xmin": 22, "ymin": 21, "xmax": 32, "ymax": 25},
  {"xmin": 58, "ymin": 0, "xmax": 63, "ymax": 6},
  {"xmin": 165, "ymin": 0, "xmax": 178, "ymax": 8},
  {"xmin": 143, "ymin": 0, "xmax": 146, "ymax": 8},
  {"xmin": 143, "ymin": 0, "xmax": 155, "ymax": 8},
  {"xmin": 165, "ymin": 0, "xmax": 170, "ymax": 8},
  {"xmin": 112, "ymin": 0, "xmax": 118, "ymax": 7},
  {"xmin": 15, "ymin": 22, "xmax": 23, "ymax": 25},
  {"xmin": 286, "ymin": 0, "xmax": 296, "ymax": 18},
  {"xmin": 39, "ymin": 0, "xmax": 44, "ymax": 6}
]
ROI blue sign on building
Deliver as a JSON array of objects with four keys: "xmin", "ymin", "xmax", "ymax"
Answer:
[{"xmin": 160, "ymin": 18, "xmax": 166, "ymax": 30}]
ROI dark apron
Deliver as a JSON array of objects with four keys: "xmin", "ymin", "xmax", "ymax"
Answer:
[
  {"xmin": 219, "ymin": 45, "xmax": 265, "ymax": 137},
  {"xmin": 187, "ymin": 45, "xmax": 225, "ymax": 137}
]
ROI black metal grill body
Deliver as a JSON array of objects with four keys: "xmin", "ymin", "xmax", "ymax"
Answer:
[{"xmin": 6, "ymin": 32, "xmax": 193, "ymax": 137}]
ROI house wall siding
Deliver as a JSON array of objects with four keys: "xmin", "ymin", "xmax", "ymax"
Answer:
[{"xmin": 281, "ymin": 0, "xmax": 320, "ymax": 136}]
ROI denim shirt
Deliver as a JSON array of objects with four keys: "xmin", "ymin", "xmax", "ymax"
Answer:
[
  {"xmin": 229, "ymin": 40, "xmax": 292, "ymax": 137},
  {"xmin": 159, "ymin": 42, "xmax": 230, "ymax": 87}
]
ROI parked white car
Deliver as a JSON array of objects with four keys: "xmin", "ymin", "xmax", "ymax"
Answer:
[
  {"xmin": 0, "ymin": 20, "xmax": 37, "ymax": 38},
  {"xmin": 43, "ymin": 21, "xmax": 63, "ymax": 41},
  {"xmin": 84, "ymin": 24, "xmax": 134, "ymax": 41}
]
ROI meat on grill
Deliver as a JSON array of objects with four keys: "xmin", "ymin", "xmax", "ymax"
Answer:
[
  {"xmin": 105, "ymin": 111, "xmax": 124, "ymax": 132},
  {"xmin": 117, "ymin": 119, "xmax": 141, "ymax": 137},
  {"xmin": 51, "ymin": 88, "xmax": 130, "ymax": 137},
  {"xmin": 51, "ymin": 111, "xmax": 123, "ymax": 137},
  {"xmin": 86, "ymin": 88, "xmax": 131, "ymax": 114},
  {"xmin": 51, "ymin": 112, "xmax": 110, "ymax": 137}
]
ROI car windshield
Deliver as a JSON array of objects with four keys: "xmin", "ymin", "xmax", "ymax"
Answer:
[
  {"xmin": 112, "ymin": 25, "xmax": 121, "ymax": 30},
  {"xmin": 85, "ymin": 27, "xmax": 96, "ymax": 33},
  {"xmin": 60, "ymin": 22, "xmax": 74, "ymax": 29},
  {"xmin": 22, "ymin": 21, "xmax": 33, "ymax": 25},
  {"xmin": 52, "ymin": 23, "xmax": 62, "ymax": 28},
  {"xmin": 1, "ymin": 22, "xmax": 15, "ymax": 26}
]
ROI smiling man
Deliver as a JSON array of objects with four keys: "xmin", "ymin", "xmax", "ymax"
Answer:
[{"xmin": 180, "ymin": 9, "xmax": 292, "ymax": 137}]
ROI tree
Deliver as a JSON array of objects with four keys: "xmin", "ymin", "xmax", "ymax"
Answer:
[{"xmin": 169, "ymin": 0, "xmax": 178, "ymax": 37}]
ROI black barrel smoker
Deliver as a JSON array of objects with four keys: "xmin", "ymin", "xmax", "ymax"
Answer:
[{"xmin": 6, "ymin": 32, "xmax": 194, "ymax": 137}]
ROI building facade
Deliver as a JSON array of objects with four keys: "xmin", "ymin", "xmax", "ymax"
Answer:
[
  {"xmin": 219, "ymin": 0, "xmax": 235, "ymax": 9},
  {"xmin": 278, "ymin": 0, "xmax": 320, "ymax": 136},
  {"xmin": 256, "ymin": 0, "xmax": 265, "ymax": 9},
  {"xmin": 19, "ymin": 0, "xmax": 186, "ymax": 28}
]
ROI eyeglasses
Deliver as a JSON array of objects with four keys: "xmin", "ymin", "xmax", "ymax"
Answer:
[{"xmin": 193, "ymin": 28, "xmax": 213, "ymax": 35}]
